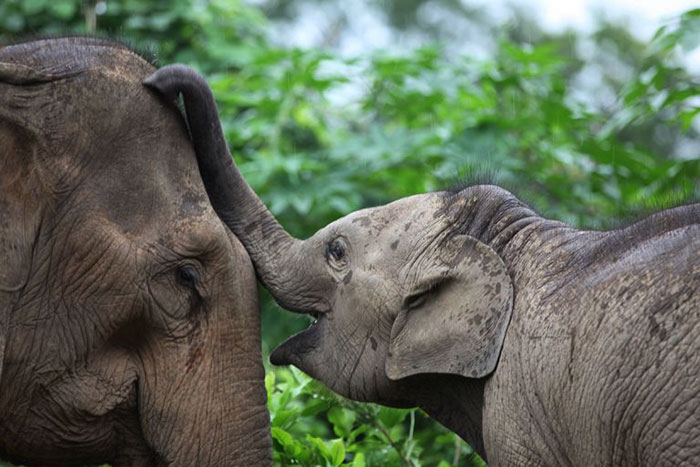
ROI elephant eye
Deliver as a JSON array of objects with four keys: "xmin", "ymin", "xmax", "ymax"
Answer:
[
  {"xmin": 326, "ymin": 239, "xmax": 347, "ymax": 266},
  {"xmin": 404, "ymin": 281, "xmax": 441, "ymax": 310},
  {"xmin": 404, "ymin": 290, "xmax": 429, "ymax": 310},
  {"xmin": 176, "ymin": 264, "xmax": 200, "ymax": 289}
]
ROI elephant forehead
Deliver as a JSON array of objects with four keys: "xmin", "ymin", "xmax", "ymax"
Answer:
[
  {"xmin": 332, "ymin": 193, "xmax": 449, "ymax": 283},
  {"xmin": 340, "ymin": 193, "xmax": 444, "ymax": 238},
  {"xmin": 71, "ymin": 146, "xmax": 227, "ymax": 260},
  {"xmin": 79, "ymin": 86, "xmax": 216, "ymax": 239}
]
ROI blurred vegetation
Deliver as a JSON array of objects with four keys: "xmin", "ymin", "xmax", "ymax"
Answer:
[{"xmin": 1, "ymin": 0, "xmax": 698, "ymax": 465}]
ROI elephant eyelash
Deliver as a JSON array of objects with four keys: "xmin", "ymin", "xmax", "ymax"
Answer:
[
  {"xmin": 404, "ymin": 293, "xmax": 428, "ymax": 310},
  {"xmin": 325, "ymin": 237, "xmax": 349, "ymax": 269},
  {"xmin": 176, "ymin": 264, "xmax": 201, "ymax": 288},
  {"xmin": 175, "ymin": 264, "xmax": 205, "ymax": 304}
]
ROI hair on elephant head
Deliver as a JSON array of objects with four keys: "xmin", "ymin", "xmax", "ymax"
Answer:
[
  {"xmin": 0, "ymin": 38, "xmax": 271, "ymax": 466},
  {"xmin": 150, "ymin": 64, "xmax": 700, "ymax": 465}
]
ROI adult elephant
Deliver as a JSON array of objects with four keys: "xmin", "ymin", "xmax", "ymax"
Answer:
[
  {"xmin": 148, "ymin": 65, "xmax": 700, "ymax": 466},
  {"xmin": 0, "ymin": 39, "xmax": 271, "ymax": 466}
]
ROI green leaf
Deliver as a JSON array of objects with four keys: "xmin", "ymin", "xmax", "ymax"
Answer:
[
  {"xmin": 264, "ymin": 371, "xmax": 275, "ymax": 400},
  {"xmin": 270, "ymin": 426, "xmax": 293, "ymax": 448},
  {"xmin": 300, "ymin": 397, "xmax": 330, "ymax": 417},
  {"xmin": 378, "ymin": 407, "xmax": 408, "ymax": 428},
  {"xmin": 327, "ymin": 406, "xmax": 356, "ymax": 437},
  {"xmin": 272, "ymin": 408, "xmax": 296, "ymax": 428},
  {"xmin": 352, "ymin": 452, "xmax": 366, "ymax": 467},
  {"xmin": 271, "ymin": 426, "xmax": 310, "ymax": 460},
  {"xmin": 329, "ymin": 439, "xmax": 346, "ymax": 466},
  {"xmin": 307, "ymin": 435, "xmax": 332, "ymax": 459},
  {"xmin": 679, "ymin": 107, "xmax": 700, "ymax": 131}
]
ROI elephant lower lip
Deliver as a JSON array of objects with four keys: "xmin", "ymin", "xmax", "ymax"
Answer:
[
  {"xmin": 269, "ymin": 345, "xmax": 292, "ymax": 366},
  {"xmin": 270, "ymin": 318, "xmax": 321, "ymax": 366}
]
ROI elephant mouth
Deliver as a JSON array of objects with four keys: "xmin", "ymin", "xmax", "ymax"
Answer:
[{"xmin": 269, "ymin": 315, "xmax": 322, "ymax": 367}]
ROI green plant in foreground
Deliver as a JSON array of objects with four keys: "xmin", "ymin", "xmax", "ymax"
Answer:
[{"xmin": 267, "ymin": 366, "xmax": 486, "ymax": 466}]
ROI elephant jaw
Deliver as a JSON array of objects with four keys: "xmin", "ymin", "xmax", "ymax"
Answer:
[{"xmin": 269, "ymin": 316, "xmax": 322, "ymax": 370}]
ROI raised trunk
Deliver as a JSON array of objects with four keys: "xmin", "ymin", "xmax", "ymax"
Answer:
[{"xmin": 145, "ymin": 66, "xmax": 318, "ymax": 312}]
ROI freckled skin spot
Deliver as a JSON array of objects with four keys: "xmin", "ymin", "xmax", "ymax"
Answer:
[
  {"xmin": 352, "ymin": 216, "xmax": 371, "ymax": 227},
  {"xmin": 390, "ymin": 240, "xmax": 399, "ymax": 250}
]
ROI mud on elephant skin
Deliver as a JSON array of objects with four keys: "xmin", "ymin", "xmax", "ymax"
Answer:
[
  {"xmin": 0, "ymin": 38, "xmax": 271, "ymax": 466},
  {"xmin": 148, "ymin": 64, "xmax": 700, "ymax": 466}
]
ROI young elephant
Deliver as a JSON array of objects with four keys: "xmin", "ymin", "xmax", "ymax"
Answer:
[
  {"xmin": 0, "ymin": 39, "xmax": 271, "ymax": 465},
  {"xmin": 148, "ymin": 65, "xmax": 700, "ymax": 465}
]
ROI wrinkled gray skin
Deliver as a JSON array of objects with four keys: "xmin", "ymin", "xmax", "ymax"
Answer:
[
  {"xmin": 0, "ymin": 39, "xmax": 271, "ymax": 466},
  {"xmin": 148, "ymin": 64, "xmax": 700, "ymax": 466}
]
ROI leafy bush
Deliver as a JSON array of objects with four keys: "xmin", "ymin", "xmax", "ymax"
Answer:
[
  {"xmin": 1, "ymin": 2, "xmax": 698, "ymax": 466},
  {"xmin": 267, "ymin": 368, "xmax": 484, "ymax": 466}
]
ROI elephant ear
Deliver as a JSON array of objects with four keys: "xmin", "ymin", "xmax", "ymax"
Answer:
[
  {"xmin": 0, "ymin": 63, "xmax": 48, "ymax": 382},
  {"xmin": 386, "ymin": 234, "xmax": 513, "ymax": 380}
]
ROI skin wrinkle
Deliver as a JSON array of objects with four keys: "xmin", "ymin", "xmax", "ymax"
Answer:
[
  {"xmin": 398, "ymin": 219, "xmax": 447, "ymax": 289},
  {"xmin": 636, "ymin": 375, "xmax": 675, "ymax": 464},
  {"xmin": 64, "ymin": 235, "xmax": 119, "ymax": 298},
  {"xmin": 612, "ymin": 365, "xmax": 652, "ymax": 464},
  {"xmin": 325, "ymin": 318, "xmax": 360, "ymax": 394},
  {"xmin": 529, "ymin": 369, "xmax": 574, "ymax": 466},
  {"xmin": 347, "ymin": 330, "xmax": 371, "ymax": 396},
  {"xmin": 622, "ymin": 286, "xmax": 687, "ymax": 465}
]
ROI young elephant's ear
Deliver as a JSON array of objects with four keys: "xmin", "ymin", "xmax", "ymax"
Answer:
[{"xmin": 386, "ymin": 234, "xmax": 513, "ymax": 380}]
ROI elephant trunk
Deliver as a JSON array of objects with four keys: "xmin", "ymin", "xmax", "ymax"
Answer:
[{"xmin": 144, "ymin": 66, "xmax": 319, "ymax": 312}]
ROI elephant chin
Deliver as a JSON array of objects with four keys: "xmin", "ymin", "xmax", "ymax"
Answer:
[{"xmin": 270, "ymin": 318, "xmax": 322, "ymax": 369}]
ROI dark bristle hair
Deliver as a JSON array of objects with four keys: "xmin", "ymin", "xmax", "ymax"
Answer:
[
  {"xmin": 436, "ymin": 164, "xmax": 543, "ymax": 216},
  {"xmin": 432, "ymin": 163, "xmax": 700, "ymax": 233},
  {"xmin": 600, "ymin": 187, "xmax": 700, "ymax": 232},
  {"xmin": 5, "ymin": 34, "xmax": 159, "ymax": 67},
  {"xmin": 440, "ymin": 165, "xmax": 501, "ymax": 194}
]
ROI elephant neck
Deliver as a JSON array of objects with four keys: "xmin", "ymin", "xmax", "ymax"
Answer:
[{"xmin": 409, "ymin": 374, "xmax": 488, "ymax": 460}]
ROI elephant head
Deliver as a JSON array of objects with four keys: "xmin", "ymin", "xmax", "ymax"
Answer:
[
  {"xmin": 265, "ymin": 193, "xmax": 515, "ymax": 395},
  {"xmin": 0, "ymin": 38, "xmax": 270, "ymax": 466},
  {"xmin": 146, "ymin": 65, "xmax": 522, "ymax": 409}
]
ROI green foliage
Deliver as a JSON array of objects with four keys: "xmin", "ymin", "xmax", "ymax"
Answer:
[
  {"xmin": 1, "ymin": 1, "xmax": 698, "ymax": 466},
  {"xmin": 267, "ymin": 367, "xmax": 484, "ymax": 466}
]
